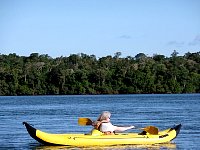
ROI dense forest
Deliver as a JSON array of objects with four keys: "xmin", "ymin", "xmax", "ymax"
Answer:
[{"xmin": 0, "ymin": 51, "xmax": 200, "ymax": 95}]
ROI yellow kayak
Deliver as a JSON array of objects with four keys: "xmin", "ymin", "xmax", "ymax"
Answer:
[{"xmin": 23, "ymin": 122, "xmax": 181, "ymax": 146}]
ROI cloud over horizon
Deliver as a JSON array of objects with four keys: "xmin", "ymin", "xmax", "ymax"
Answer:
[
  {"xmin": 119, "ymin": 35, "xmax": 132, "ymax": 39},
  {"xmin": 167, "ymin": 34, "xmax": 200, "ymax": 48},
  {"xmin": 189, "ymin": 34, "xmax": 200, "ymax": 46},
  {"xmin": 167, "ymin": 41, "xmax": 185, "ymax": 47}
]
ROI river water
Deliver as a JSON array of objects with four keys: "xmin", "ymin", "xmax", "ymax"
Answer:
[{"xmin": 0, "ymin": 94, "xmax": 199, "ymax": 150}]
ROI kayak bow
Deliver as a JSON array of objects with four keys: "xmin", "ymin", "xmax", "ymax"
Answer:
[{"xmin": 23, "ymin": 122, "xmax": 181, "ymax": 146}]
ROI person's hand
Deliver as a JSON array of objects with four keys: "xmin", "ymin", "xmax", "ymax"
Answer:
[{"xmin": 92, "ymin": 121, "xmax": 101, "ymax": 129}]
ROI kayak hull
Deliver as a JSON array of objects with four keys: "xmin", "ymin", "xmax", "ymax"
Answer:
[{"xmin": 23, "ymin": 122, "xmax": 181, "ymax": 146}]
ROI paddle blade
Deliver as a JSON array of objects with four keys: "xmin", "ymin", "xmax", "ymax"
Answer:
[
  {"xmin": 143, "ymin": 126, "xmax": 159, "ymax": 135},
  {"xmin": 78, "ymin": 118, "xmax": 93, "ymax": 126}
]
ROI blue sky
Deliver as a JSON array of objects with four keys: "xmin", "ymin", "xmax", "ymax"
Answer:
[{"xmin": 0, "ymin": 0, "xmax": 200, "ymax": 58}]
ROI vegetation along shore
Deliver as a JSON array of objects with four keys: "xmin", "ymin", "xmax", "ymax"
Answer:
[{"xmin": 0, "ymin": 51, "xmax": 199, "ymax": 95}]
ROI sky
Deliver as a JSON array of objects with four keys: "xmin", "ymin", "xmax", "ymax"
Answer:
[{"xmin": 0, "ymin": 0, "xmax": 200, "ymax": 58}]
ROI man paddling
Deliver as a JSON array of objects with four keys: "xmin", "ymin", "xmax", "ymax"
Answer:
[{"xmin": 92, "ymin": 111, "xmax": 135, "ymax": 135}]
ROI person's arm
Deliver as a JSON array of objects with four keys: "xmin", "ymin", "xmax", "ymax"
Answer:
[
  {"xmin": 113, "ymin": 125, "xmax": 135, "ymax": 132},
  {"xmin": 92, "ymin": 120, "xmax": 109, "ymax": 129}
]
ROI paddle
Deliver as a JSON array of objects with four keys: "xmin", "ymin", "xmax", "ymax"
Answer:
[
  {"xmin": 78, "ymin": 117, "xmax": 93, "ymax": 126},
  {"xmin": 78, "ymin": 118, "xmax": 159, "ymax": 135}
]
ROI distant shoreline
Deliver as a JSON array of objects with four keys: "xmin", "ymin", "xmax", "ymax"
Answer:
[{"xmin": 0, "ymin": 51, "xmax": 199, "ymax": 95}]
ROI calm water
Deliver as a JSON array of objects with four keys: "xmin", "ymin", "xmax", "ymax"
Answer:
[{"xmin": 0, "ymin": 94, "xmax": 199, "ymax": 150}]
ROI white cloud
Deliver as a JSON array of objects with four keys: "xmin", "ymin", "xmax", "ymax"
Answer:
[
  {"xmin": 189, "ymin": 34, "xmax": 200, "ymax": 46},
  {"xmin": 167, "ymin": 41, "xmax": 185, "ymax": 47},
  {"xmin": 119, "ymin": 35, "xmax": 132, "ymax": 39}
]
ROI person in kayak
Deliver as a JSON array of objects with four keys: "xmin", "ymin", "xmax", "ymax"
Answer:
[{"xmin": 92, "ymin": 111, "xmax": 135, "ymax": 135}]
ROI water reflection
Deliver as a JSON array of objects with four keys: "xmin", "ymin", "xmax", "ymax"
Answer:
[{"xmin": 33, "ymin": 143, "xmax": 176, "ymax": 150}]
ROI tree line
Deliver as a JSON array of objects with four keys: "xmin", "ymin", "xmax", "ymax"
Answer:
[{"xmin": 0, "ymin": 51, "xmax": 199, "ymax": 95}]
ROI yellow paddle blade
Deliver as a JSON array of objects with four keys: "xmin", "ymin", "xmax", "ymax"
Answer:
[
  {"xmin": 78, "ymin": 118, "xmax": 93, "ymax": 126},
  {"xmin": 142, "ymin": 126, "xmax": 159, "ymax": 135}
]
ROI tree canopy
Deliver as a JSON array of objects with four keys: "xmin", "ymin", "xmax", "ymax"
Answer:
[{"xmin": 0, "ymin": 51, "xmax": 199, "ymax": 95}]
